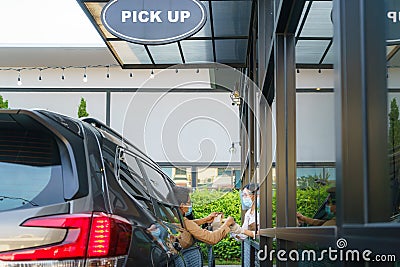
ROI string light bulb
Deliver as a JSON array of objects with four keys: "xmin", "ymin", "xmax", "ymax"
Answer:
[
  {"xmin": 150, "ymin": 69, "xmax": 155, "ymax": 79},
  {"xmin": 17, "ymin": 70, "xmax": 22, "ymax": 86},
  {"xmin": 61, "ymin": 68, "xmax": 65, "ymax": 80},
  {"xmin": 130, "ymin": 72, "xmax": 133, "ymax": 78},
  {"xmin": 38, "ymin": 69, "xmax": 42, "ymax": 81},
  {"xmin": 175, "ymin": 69, "xmax": 179, "ymax": 73},
  {"xmin": 106, "ymin": 65, "xmax": 110, "ymax": 79},
  {"xmin": 196, "ymin": 68, "xmax": 199, "ymax": 73},
  {"xmin": 83, "ymin": 67, "xmax": 88, "ymax": 83}
]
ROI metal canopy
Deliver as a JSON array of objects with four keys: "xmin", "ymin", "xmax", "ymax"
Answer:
[
  {"xmin": 77, "ymin": 0, "xmax": 252, "ymax": 69},
  {"xmin": 295, "ymin": 0, "xmax": 333, "ymax": 69},
  {"xmin": 77, "ymin": 0, "xmax": 400, "ymax": 71},
  {"xmin": 296, "ymin": 0, "xmax": 400, "ymax": 69}
]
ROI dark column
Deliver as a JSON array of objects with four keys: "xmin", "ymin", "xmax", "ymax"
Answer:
[
  {"xmin": 191, "ymin": 166, "xmax": 197, "ymax": 188},
  {"xmin": 106, "ymin": 90, "xmax": 111, "ymax": 126},
  {"xmin": 275, "ymin": 33, "xmax": 297, "ymax": 266},
  {"xmin": 333, "ymin": 0, "xmax": 389, "ymax": 230}
]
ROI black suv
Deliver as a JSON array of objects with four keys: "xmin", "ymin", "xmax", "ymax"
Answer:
[{"xmin": 0, "ymin": 109, "xmax": 187, "ymax": 266}]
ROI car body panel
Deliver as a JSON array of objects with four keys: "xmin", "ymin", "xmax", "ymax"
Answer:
[{"xmin": 0, "ymin": 109, "xmax": 183, "ymax": 266}]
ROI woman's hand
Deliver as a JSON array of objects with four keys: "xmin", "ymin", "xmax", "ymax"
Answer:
[
  {"xmin": 205, "ymin": 212, "xmax": 221, "ymax": 223},
  {"xmin": 224, "ymin": 216, "xmax": 235, "ymax": 227}
]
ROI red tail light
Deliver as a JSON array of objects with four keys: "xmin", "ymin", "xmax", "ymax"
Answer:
[{"xmin": 0, "ymin": 212, "xmax": 132, "ymax": 261}]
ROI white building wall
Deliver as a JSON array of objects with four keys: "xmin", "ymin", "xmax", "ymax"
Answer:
[
  {"xmin": 5, "ymin": 67, "xmax": 399, "ymax": 164},
  {"xmin": 296, "ymin": 93, "xmax": 335, "ymax": 162}
]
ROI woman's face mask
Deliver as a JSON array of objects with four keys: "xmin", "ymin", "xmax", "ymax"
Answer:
[{"xmin": 242, "ymin": 197, "xmax": 253, "ymax": 209}]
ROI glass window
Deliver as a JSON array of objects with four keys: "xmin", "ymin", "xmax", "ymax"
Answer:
[
  {"xmin": 0, "ymin": 129, "xmax": 64, "ymax": 211},
  {"xmin": 217, "ymin": 168, "xmax": 228, "ymax": 176},
  {"xmin": 157, "ymin": 203, "xmax": 180, "ymax": 224},
  {"xmin": 161, "ymin": 167, "xmax": 173, "ymax": 177},
  {"xmin": 324, "ymin": 167, "xmax": 336, "ymax": 181},
  {"xmin": 119, "ymin": 150, "xmax": 148, "ymax": 191},
  {"xmin": 175, "ymin": 168, "xmax": 187, "ymax": 176},
  {"xmin": 147, "ymin": 43, "xmax": 183, "ymax": 64},
  {"xmin": 298, "ymin": 1, "xmax": 333, "ymax": 37},
  {"xmin": 388, "ymin": 94, "xmax": 400, "ymax": 220},
  {"xmin": 180, "ymin": 40, "xmax": 214, "ymax": 63},
  {"xmin": 141, "ymin": 162, "xmax": 176, "ymax": 205},
  {"xmin": 215, "ymin": 39, "xmax": 248, "ymax": 63},
  {"xmin": 295, "ymin": 40, "xmax": 331, "ymax": 64},
  {"xmin": 135, "ymin": 198, "xmax": 155, "ymax": 214},
  {"xmin": 172, "ymin": 167, "xmax": 191, "ymax": 187},
  {"xmin": 212, "ymin": 1, "xmax": 252, "ymax": 37},
  {"xmin": 197, "ymin": 166, "xmax": 235, "ymax": 189}
]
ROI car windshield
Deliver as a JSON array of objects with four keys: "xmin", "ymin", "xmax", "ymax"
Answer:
[{"xmin": 0, "ymin": 129, "xmax": 64, "ymax": 211}]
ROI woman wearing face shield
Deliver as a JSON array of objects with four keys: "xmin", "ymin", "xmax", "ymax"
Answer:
[{"xmin": 230, "ymin": 183, "xmax": 260, "ymax": 240}]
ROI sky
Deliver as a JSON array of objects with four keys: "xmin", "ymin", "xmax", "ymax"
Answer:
[{"xmin": 0, "ymin": 0, "xmax": 104, "ymax": 47}]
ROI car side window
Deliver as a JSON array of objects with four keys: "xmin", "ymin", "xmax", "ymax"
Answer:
[
  {"xmin": 135, "ymin": 197, "xmax": 155, "ymax": 214},
  {"xmin": 117, "ymin": 150, "xmax": 150, "ymax": 199},
  {"xmin": 140, "ymin": 162, "xmax": 176, "ymax": 205},
  {"xmin": 157, "ymin": 203, "xmax": 180, "ymax": 224}
]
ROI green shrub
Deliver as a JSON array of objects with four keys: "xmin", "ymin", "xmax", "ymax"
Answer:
[
  {"xmin": 191, "ymin": 189, "xmax": 241, "ymax": 261},
  {"xmin": 191, "ymin": 186, "xmax": 330, "ymax": 260},
  {"xmin": 296, "ymin": 186, "xmax": 330, "ymax": 218},
  {"xmin": 78, "ymin": 97, "xmax": 89, "ymax": 118},
  {"xmin": 0, "ymin": 95, "xmax": 9, "ymax": 109}
]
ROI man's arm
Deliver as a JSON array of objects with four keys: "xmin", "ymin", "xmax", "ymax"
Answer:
[
  {"xmin": 297, "ymin": 212, "xmax": 325, "ymax": 226},
  {"xmin": 184, "ymin": 216, "xmax": 234, "ymax": 245},
  {"xmin": 192, "ymin": 212, "xmax": 220, "ymax": 226}
]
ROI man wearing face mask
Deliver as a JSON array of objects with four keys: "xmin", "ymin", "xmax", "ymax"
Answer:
[
  {"xmin": 296, "ymin": 187, "xmax": 336, "ymax": 226},
  {"xmin": 147, "ymin": 223, "xmax": 169, "ymax": 251},
  {"xmin": 172, "ymin": 186, "xmax": 235, "ymax": 249},
  {"xmin": 230, "ymin": 183, "xmax": 260, "ymax": 240}
]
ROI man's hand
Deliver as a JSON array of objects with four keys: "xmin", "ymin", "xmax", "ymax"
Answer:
[{"xmin": 296, "ymin": 212, "xmax": 305, "ymax": 223}]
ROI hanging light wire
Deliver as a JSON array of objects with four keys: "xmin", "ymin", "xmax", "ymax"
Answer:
[
  {"xmin": 83, "ymin": 67, "xmax": 88, "ymax": 83},
  {"xmin": 1, "ymin": 64, "xmax": 120, "ymax": 83},
  {"xmin": 17, "ymin": 70, "xmax": 22, "ymax": 86}
]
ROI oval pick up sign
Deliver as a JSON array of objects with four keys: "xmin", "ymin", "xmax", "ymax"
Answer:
[{"xmin": 101, "ymin": 0, "xmax": 207, "ymax": 45}]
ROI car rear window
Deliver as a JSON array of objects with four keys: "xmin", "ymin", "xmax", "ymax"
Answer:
[{"xmin": 0, "ymin": 129, "xmax": 64, "ymax": 211}]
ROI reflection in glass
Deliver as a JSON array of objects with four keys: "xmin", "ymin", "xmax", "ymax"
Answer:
[
  {"xmin": 147, "ymin": 43, "xmax": 183, "ymax": 64},
  {"xmin": 180, "ymin": 40, "xmax": 213, "ymax": 63},
  {"xmin": 295, "ymin": 40, "xmax": 331, "ymax": 64},
  {"xmin": 388, "ymin": 95, "xmax": 400, "ymax": 219},
  {"xmin": 109, "ymin": 42, "xmax": 152, "ymax": 64},
  {"xmin": 212, "ymin": 1, "xmax": 251, "ymax": 37},
  {"xmin": 215, "ymin": 39, "xmax": 247, "ymax": 63},
  {"xmin": 142, "ymin": 163, "xmax": 176, "ymax": 205}
]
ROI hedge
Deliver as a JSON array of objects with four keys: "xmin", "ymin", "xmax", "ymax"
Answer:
[{"xmin": 190, "ymin": 186, "xmax": 330, "ymax": 261}]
